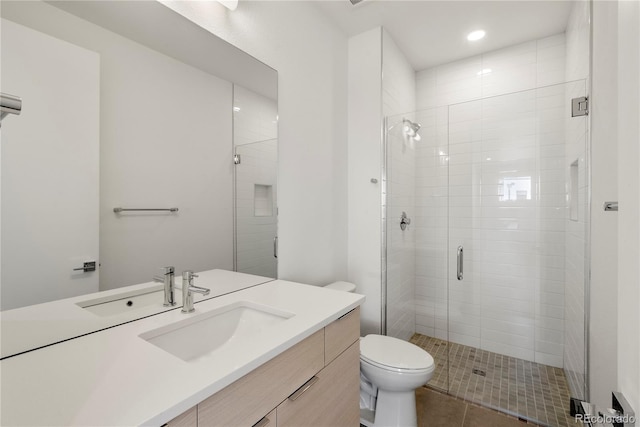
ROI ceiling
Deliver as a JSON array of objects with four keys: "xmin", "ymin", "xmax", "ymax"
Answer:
[{"xmin": 314, "ymin": 0, "xmax": 574, "ymax": 71}]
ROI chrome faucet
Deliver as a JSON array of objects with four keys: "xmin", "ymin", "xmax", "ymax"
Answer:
[
  {"xmin": 181, "ymin": 271, "xmax": 210, "ymax": 313},
  {"xmin": 153, "ymin": 266, "xmax": 176, "ymax": 307}
]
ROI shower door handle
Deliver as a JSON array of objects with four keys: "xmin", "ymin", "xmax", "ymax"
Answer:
[
  {"xmin": 457, "ymin": 246, "xmax": 463, "ymax": 280},
  {"xmin": 273, "ymin": 236, "xmax": 278, "ymax": 259}
]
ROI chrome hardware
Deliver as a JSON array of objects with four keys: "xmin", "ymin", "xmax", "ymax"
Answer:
[
  {"xmin": 457, "ymin": 246, "xmax": 463, "ymax": 281},
  {"xmin": 181, "ymin": 271, "xmax": 210, "ymax": 313},
  {"xmin": 153, "ymin": 266, "xmax": 176, "ymax": 307},
  {"xmin": 400, "ymin": 211, "xmax": 411, "ymax": 231},
  {"xmin": 572, "ymin": 96, "xmax": 589, "ymax": 117},
  {"xmin": 0, "ymin": 92, "xmax": 22, "ymax": 125},
  {"xmin": 612, "ymin": 391, "xmax": 636, "ymax": 427},
  {"xmin": 273, "ymin": 236, "xmax": 278, "ymax": 259},
  {"xmin": 113, "ymin": 207, "xmax": 178, "ymax": 213},
  {"xmin": 73, "ymin": 261, "xmax": 96, "ymax": 273},
  {"xmin": 233, "ymin": 154, "xmax": 241, "ymax": 165},
  {"xmin": 252, "ymin": 417, "xmax": 271, "ymax": 427},
  {"xmin": 604, "ymin": 201, "xmax": 619, "ymax": 211},
  {"xmin": 288, "ymin": 376, "xmax": 319, "ymax": 401}
]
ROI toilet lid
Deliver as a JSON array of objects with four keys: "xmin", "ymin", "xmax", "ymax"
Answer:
[
  {"xmin": 360, "ymin": 335, "xmax": 434, "ymax": 371},
  {"xmin": 324, "ymin": 281, "xmax": 356, "ymax": 292}
]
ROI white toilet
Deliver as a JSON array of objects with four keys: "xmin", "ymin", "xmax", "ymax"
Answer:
[{"xmin": 324, "ymin": 281, "xmax": 435, "ymax": 427}]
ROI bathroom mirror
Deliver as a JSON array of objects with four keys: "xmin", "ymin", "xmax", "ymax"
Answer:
[{"xmin": 0, "ymin": 0, "xmax": 278, "ymax": 355}]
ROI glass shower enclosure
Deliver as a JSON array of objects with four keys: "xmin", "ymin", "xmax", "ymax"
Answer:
[{"xmin": 384, "ymin": 81, "xmax": 589, "ymax": 426}]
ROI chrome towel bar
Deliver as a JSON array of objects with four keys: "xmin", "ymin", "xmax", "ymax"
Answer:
[{"xmin": 113, "ymin": 207, "xmax": 178, "ymax": 213}]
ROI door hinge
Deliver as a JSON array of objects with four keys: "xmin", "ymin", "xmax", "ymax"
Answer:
[
  {"xmin": 233, "ymin": 154, "xmax": 241, "ymax": 165},
  {"xmin": 572, "ymin": 96, "xmax": 589, "ymax": 117}
]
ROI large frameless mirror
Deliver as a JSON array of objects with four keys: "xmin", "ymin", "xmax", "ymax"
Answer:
[{"xmin": 1, "ymin": 0, "xmax": 278, "ymax": 358}]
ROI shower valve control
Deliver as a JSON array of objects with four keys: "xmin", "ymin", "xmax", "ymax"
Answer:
[{"xmin": 400, "ymin": 211, "xmax": 411, "ymax": 230}]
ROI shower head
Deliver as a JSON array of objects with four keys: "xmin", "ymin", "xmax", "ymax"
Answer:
[
  {"xmin": 0, "ymin": 92, "xmax": 22, "ymax": 125},
  {"xmin": 403, "ymin": 118, "xmax": 421, "ymax": 141}
]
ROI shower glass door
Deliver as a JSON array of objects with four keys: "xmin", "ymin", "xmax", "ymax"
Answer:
[
  {"xmin": 234, "ymin": 139, "xmax": 278, "ymax": 278},
  {"xmin": 385, "ymin": 106, "xmax": 451, "ymax": 392},
  {"xmin": 446, "ymin": 81, "xmax": 588, "ymax": 425},
  {"xmin": 385, "ymin": 80, "xmax": 588, "ymax": 425}
]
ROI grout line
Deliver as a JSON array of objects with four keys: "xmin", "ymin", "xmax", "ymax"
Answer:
[{"xmin": 460, "ymin": 401, "xmax": 469, "ymax": 427}]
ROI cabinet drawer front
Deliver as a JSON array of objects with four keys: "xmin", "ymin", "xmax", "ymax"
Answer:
[
  {"xmin": 324, "ymin": 307, "xmax": 360, "ymax": 365},
  {"xmin": 277, "ymin": 341, "xmax": 360, "ymax": 427},
  {"xmin": 165, "ymin": 406, "xmax": 197, "ymax": 427},
  {"xmin": 198, "ymin": 330, "xmax": 324, "ymax": 427}
]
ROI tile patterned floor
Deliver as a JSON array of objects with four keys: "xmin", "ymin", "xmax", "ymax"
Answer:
[
  {"xmin": 416, "ymin": 387, "xmax": 541, "ymax": 427},
  {"xmin": 410, "ymin": 334, "xmax": 573, "ymax": 427}
]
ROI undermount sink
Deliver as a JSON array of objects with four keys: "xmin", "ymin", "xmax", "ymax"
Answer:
[
  {"xmin": 139, "ymin": 301, "xmax": 295, "ymax": 362},
  {"xmin": 77, "ymin": 285, "xmax": 164, "ymax": 317}
]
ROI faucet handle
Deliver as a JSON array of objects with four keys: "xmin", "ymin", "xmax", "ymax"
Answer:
[
  {"xmin": 182, "ymin": 270, "xmax": 198, "ymax": 281},
  {"xmin": 161, "ymin": 266, "xmax": 175, "ymax": 275}
]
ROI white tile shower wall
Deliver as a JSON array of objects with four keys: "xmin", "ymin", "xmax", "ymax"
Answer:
[
  {"xmin": 415, "ymin": 106, "xmax": 449, "ymax": 341},
  {"xmin": 233, "ymin": 86, "xmax": 278, "ymax": 278},
  {"xmin": 416, "ymin": 34, "xmax": 566, "ymax": 110},
  {"xmin": 563, "ymin": 0, "xmax": 590, "ymax": 401},
  {"xmin": 233, "ymin": 85, "xmax": 277, "ymax": 147},
  {"xmin": 235, "ymin": 139, "xmax": 278, "ymax": 278},
  {"xmin": 382, "ymin": 30, "xmax": 416, "ymax": 341},
  {"xmin": 415, "ymin": 34, "xmax": 570, "ymax": 367}
]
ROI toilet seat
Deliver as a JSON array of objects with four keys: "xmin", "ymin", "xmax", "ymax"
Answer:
[{"xmin": 360, "ymin": 335, "xmax": 435, "ymax": 374}]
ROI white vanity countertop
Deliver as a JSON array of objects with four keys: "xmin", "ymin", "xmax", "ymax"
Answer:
[
  {"xmin": 1, "ymin": 279, "xmax": 365, "ymax": 426},
  {"xmin": 0, "ymin": 269, "xmax": 273, "ymax": 358}
]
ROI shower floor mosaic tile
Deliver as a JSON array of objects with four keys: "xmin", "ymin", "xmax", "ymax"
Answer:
[{"xmin": 410, "ymin": 333, "xmax": 574, "ymax": 427}]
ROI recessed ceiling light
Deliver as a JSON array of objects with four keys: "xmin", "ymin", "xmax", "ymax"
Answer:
[
  {"xmin": 477, "ymin": 68, "xmax": 492, "ymax": 76},
  {"xmin": 467, "ymin": 30, "xmax": 486, "ymax": 41}
]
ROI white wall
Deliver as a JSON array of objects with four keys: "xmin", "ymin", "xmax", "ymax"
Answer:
[
  {"xmin": 161, "ymin": 0, "xmax": 349, "ymax": 286},
  {"xmin": 382, "ymin": 29, "xmax": 416, "ymax": 341},
  {"xmin": 347, "ymin": 28, "xmax": 383, "ymax": 335},
  {"xmin": 98, "ymin": 30, "xmax": 234, "ymax": 290},
  {"xmin": 1, "ymin": 19, "xmax": 100, "ymax": 309},
  {"xmin": 617, "ymin": 0, "xmax": 640, "ymax": 420},
  {"xmin": 3, "ymin": 1, "xmax": 236, "ymax": 291},
  {"xmin": 589, "ymin": 0, "xmax": 619, "ymax": 410},
  {"xmin": 347, "ymin": 27, "xmax": 416, "ymax": 337}
]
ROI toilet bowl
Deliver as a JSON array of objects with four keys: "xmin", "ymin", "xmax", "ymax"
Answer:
[
  {"xmin": 360, "ymin": 334, "xmax": 434, "ymax": 427},
  {"xmin": 324, "ymin": 282, "xmax": 436, "ymax": 427}
]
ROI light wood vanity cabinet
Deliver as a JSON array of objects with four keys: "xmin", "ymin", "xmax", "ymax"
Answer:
[
  {"xmin": 276, "ymin": 342, "xmax": 360, "ymax": 427},
  {"xmin": 166, "ymin": 307, "xmax": 360, "ymax": 427},
  {"xmin": 165, "ymin": 407, "xmax": 197, "ymax": 427}
]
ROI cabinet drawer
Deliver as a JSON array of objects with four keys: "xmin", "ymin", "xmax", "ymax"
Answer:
[
  {"xmin": 324, "ymin": 307, "xmax": 360, "ymax": 365},
  {"xmin": 164, "ymin": 406, "xmax": 197, "ymax": 427},
  {"xmin": 277, "ymin": 341, "xmax": 360, "ymax": 427},
  {"xmin": 197, "ymin": 329, "xmax": 324, "ymax": 427}
]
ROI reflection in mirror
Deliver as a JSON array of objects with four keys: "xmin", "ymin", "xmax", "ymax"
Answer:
[
  {"xmin": 0, "ymin": 0, "xmax": 277, "ymax": 356},
  {"xmin": 233, "ymin": 86, "xmax": 278, "ymax": 278}
]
